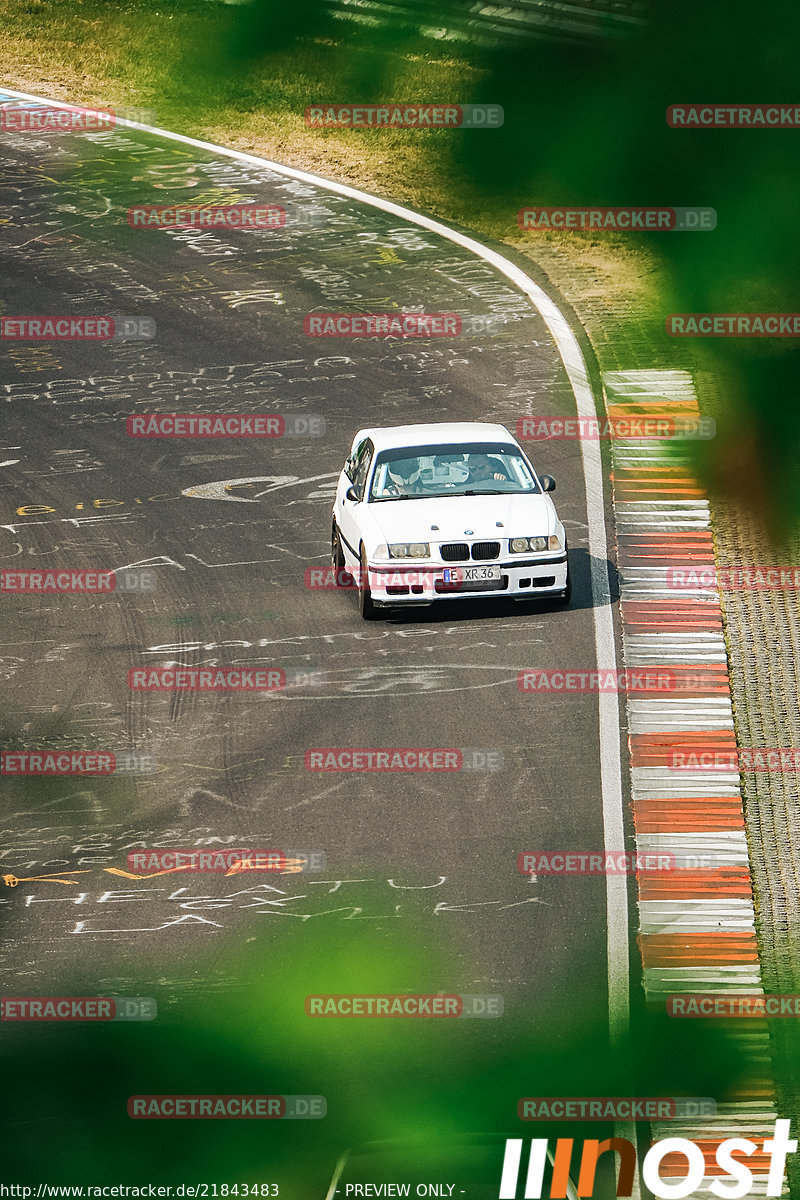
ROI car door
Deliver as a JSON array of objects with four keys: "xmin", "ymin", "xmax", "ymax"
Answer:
[
  {"xmin": 334, "ymin": 436, "xmax": 363, "ymax": 542},
  {"xmin": 336, "ymin": 437, "xmax": 374, "ymax": 568}
]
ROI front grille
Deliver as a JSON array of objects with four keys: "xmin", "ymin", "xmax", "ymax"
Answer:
[
  {"xmin": 471, "ymin": 541, "xmax": 500, "ymax": 560},
  {"xmin": 441, "ymin": 543, "xmax": 470, "ymax": 562}
]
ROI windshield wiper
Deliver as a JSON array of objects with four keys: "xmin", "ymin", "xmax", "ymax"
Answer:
[
  {"xmin": 463, "ymin": 488, "xmax": 510, "ymax": 496},
  {"xmin": 372, "ymin": 493, "xmax": 416, "ymax": 502}
]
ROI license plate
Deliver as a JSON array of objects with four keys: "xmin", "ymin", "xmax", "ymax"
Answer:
[{"xmin": 442, "ymin": 565, "xmax": 502, "ymax": 583}]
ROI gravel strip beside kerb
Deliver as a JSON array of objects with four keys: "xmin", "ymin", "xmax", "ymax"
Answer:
[{"xmin": 711, "ymin": 500, "xmax": 800, "ymax": 1190}]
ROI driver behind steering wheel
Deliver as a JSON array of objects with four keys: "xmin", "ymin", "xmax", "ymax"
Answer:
[{"xmin": 385, "ymin": 457, "xmax": 422, "ymax": 496}]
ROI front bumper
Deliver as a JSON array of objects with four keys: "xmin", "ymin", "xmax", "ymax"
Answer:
[{"xmin": 363, "ymin": 554, "xmax": 568, "ymax": 607}]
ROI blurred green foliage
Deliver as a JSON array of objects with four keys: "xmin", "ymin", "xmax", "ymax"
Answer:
[{"xmin": 0, "ymin": 917, "xmax": 755, "ymax": 1195}]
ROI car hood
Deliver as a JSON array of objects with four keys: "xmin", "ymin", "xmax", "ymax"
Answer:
[{"xmin": 365, "ymin": 492, "xmax": 556, "ymax": 543}]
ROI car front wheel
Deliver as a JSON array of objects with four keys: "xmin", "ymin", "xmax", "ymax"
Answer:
[
  {"xmin": 331, "ymin": 523, "xmax": 353, "ymax": 586},
  {"xmin": 557, "ymin": 548, "xmax": 572, "ymax": 606},
  {"xmin": 358, "ymin": 547, "xmax": 379, "ymax": 620}
]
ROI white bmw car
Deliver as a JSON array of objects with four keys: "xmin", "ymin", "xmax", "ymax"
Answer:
[{"xmin": 330, "ymin": 421, "xmax": 570, "ymax": 619}]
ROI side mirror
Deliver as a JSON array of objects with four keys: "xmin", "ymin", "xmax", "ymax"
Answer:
[
  {"xmin": 345, "ymin": 486, "xmax": 360, "ymax": 502},
  {"xmin": 540, "ymin": 475, "xmax": 556, "ymax": 493}
]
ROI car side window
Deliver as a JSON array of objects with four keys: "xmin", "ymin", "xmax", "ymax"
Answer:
[
  {"xmin": 344, "ymin": 444, "xmax": 361, "ymax": 483},
  {"xmin": 351, "ymin": 440, "xmax": 374, "ymax": 499}
]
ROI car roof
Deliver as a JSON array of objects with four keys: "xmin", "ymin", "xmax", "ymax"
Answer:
[{"xmin": 352, "ymin": 422, "xmax": 517, "ymax": 452}]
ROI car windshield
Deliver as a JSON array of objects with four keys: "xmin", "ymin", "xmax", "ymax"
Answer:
[{"xmin": 368, "ymin": 442, "xmax": 540, "ymax": 501}]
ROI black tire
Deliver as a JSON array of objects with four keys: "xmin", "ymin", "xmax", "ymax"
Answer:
[
  {"xmin": 557, "ymin": 549, "xmax": 572, "ymax": 606},
  {"xmin": 358, "ymin": 547, "xmax": 379, "ymax": 620},
  {"xmin": 331, "ymin": 523, "xmax": 353, "ymax": 586}
]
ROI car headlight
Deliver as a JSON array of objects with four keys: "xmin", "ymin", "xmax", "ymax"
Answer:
[
  {"xmin": 509, "ymin": 535, "xmax": 562, "ymax": 553},
  {"xmin": 388, "ymin": 542, "xmax": 430, "ymax": 559}
]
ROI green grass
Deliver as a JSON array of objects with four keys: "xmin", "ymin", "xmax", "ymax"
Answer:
[{"xmin": 0, "ymin": 0, "xmax": 662, "ymax": 318}]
